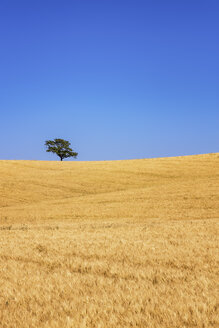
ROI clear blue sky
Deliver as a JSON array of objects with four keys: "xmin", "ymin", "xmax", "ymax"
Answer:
[{"xmin": 0, "ymin": 0, "xmax": 218, "ymax": 161}]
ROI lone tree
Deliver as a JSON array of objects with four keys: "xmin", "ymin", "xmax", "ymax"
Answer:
[{"xmin": 45, "ymin": 138, "xmax": 78, "ymax": 161}]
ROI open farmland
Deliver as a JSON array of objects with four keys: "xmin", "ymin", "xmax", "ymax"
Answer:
[{"xmin": 0, "ymin": 153, "xmax": 218, "ymax": 327}]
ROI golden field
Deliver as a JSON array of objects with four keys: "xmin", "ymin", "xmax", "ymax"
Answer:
[{"xmin": 0, "ymin": 153, "xmax": 218, "ymax": 327}]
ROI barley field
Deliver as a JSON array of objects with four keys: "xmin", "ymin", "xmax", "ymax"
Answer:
[{"xmin": 0, "ymin": 153, "xmax": 218, "ymax": 327}]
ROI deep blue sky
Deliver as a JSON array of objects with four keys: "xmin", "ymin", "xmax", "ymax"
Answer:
[{"xmin": 0, "ymin": 0, "xmax": 218, "ymax": 161}]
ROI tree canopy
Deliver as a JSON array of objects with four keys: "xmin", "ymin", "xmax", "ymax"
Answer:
[{"xmin": 45, "ymin": 138, "xmax": 78, "ymax": 161}]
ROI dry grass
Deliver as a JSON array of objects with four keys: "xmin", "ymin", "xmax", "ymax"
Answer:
[{"xmin": 0, "ymin": 153, "xmax": 218, "ymax": 327}]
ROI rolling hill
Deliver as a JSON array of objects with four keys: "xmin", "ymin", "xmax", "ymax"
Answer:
[
  {"xmin": 0, "ymin": 153, "xmax": 218, "ymax": 223},
  {"xmin": 0, "ymin": 153, "xmax": 218, "ymax": 327}
]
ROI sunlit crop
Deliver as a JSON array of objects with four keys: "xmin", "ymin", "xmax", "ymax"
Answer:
[{"xmin": 0, "ymin": 153, "xmax": 218, "ymax": 327}]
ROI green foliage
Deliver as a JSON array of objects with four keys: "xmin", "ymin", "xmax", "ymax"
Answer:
[{"xmin": 45, "ymin": 138, "xmax": 78, "ymax": 161}]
